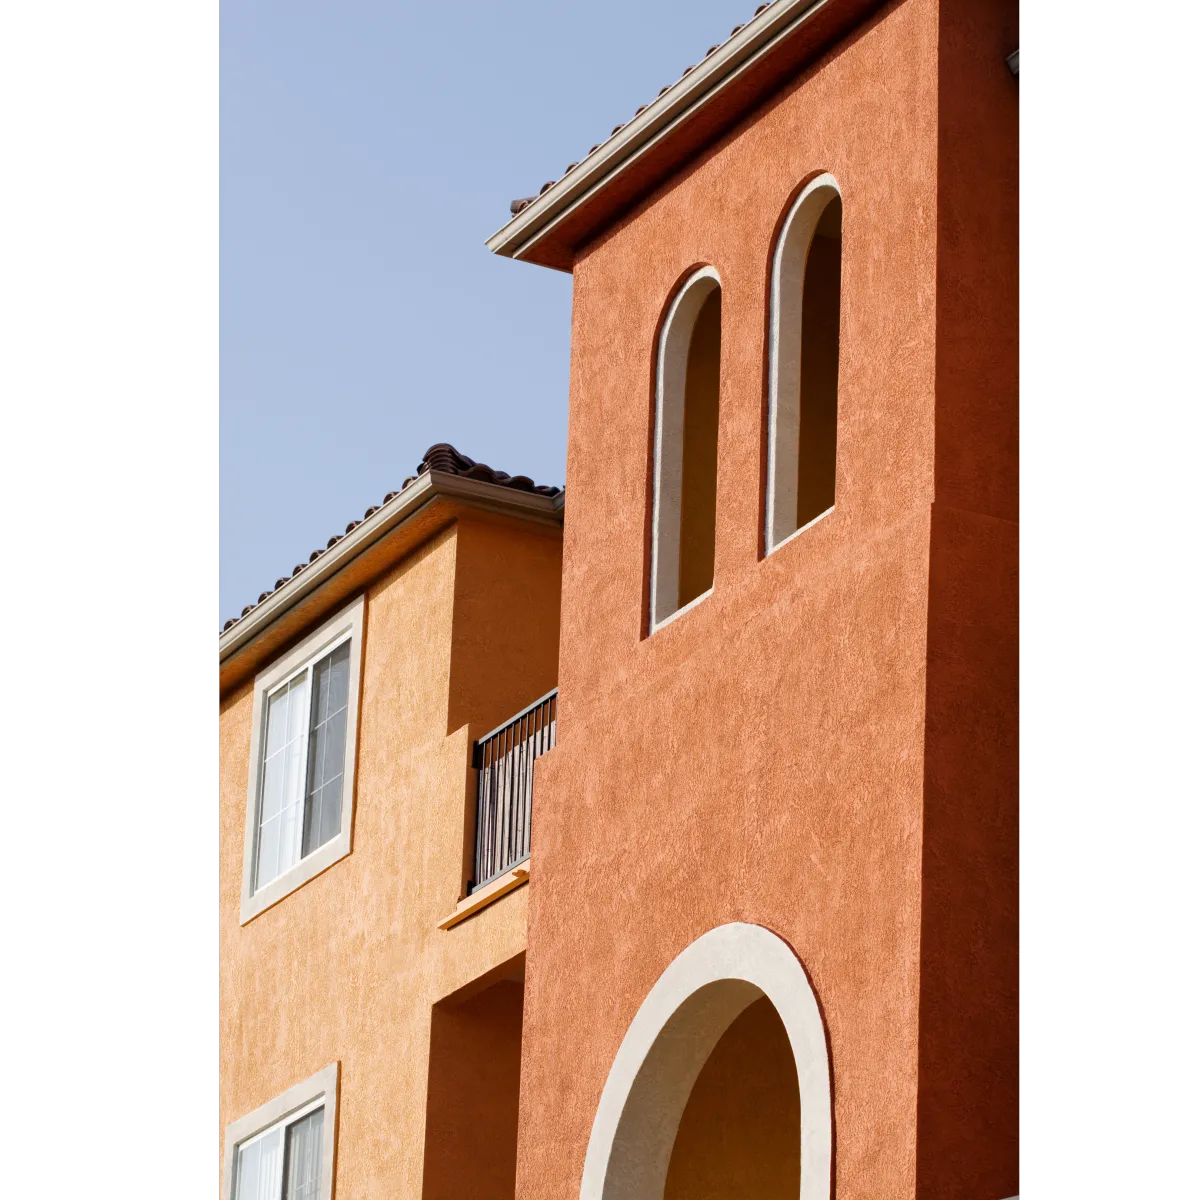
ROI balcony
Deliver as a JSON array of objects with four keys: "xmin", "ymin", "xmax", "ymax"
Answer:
[{"xmin": 470, "ymin": 688, "xmax": 557, "ymax": 893}]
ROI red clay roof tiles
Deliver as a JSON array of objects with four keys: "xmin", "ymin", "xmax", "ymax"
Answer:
[
  {"xmin": 506, "ymin": 1, "xmax": 779, "ymax": 218},
  {"xmin": 221, "ymin": 443, "xmax": 562, "ymax": 634}
]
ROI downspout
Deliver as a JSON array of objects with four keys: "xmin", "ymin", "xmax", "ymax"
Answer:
[{"xmin": 1008, "ymin": 16, "xmax": 1027, "ymax": 1200}]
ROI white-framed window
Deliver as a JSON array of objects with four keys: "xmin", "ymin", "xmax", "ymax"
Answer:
[
  {"xmin": 650, "ymin": 265, "xmax": 723, "ymax": 631},
  {"xmin": 222, "ymin": 1063, "xmax": 339, "ymax": 1200},
  {"xmin": 765, "ymin": 173, "xmax": 843, "ymax": 553},
  {"xmin": 240, "ymin": 596, "xmax": 365, "ymax": 923}
]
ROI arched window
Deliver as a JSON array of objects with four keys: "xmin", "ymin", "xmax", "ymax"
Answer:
[
  {"xmin": 580, "ymin": 923, "xmax": 832, "ymax": 1200},
  {"xmin": 651, "ymin": 267, "xmax": 722, "ymax": 630},
  {"xmin": 765, "ymin": 174, "xmax": 843, "ymax": 553}
]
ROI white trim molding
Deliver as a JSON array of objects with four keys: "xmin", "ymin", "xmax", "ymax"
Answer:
[
  {"xmin": 221, "ymin": 1061, "xmax": 340, "ymax": 1200},
  {"xmin": 580, "ymin": 923, "xmax": 832, "ymax": 1200},
  {"xmin": 765, "ymin": 172, "xmax": 842, "ymax": 554},
  {"xmin": 650, "ymin": 266, "xmax": 721, "ymax": 631},
  {"xmin": 240, "ymin": 594, "xmax": 366, "ymax": 924}
]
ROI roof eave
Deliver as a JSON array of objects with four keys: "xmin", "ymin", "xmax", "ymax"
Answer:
[
  {"xmin": 218, "ymin": 471, "xmax": 563, "ymax": 682},
  {"xmin": 486, "ymin": 0, "xmax": 878, "ymax": 272}
]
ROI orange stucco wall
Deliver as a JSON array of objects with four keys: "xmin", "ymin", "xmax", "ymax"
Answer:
[
  {"xmin": 513, "ymin": 1, "xmax": 1015, "ymax": 1199},
  {"xmin": 422, "ymin": 976, "xmax": 526, "ymax": 1200},
  {"xmin": 219, "ymin": 514, "xmax": 561, "ymax": 1197},
  {"xmin": 448, "ymin": 515, "xmax": 564, "ymax": 740},
  {"xmin": 916, "ymin": 0, "xmax": 1018, "ymax": 1196}
]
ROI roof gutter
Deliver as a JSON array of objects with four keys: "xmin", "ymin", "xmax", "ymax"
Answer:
[
  {"xmin": 218, "ymin": 471, "xmax": 563, "ymax": 667},
  {"xmin": 486, "ymin": 0, "xmax": 836, "ymax": 268}
]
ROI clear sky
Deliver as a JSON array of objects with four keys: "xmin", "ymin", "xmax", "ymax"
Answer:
[{"xmin": 220, "ymin": 0, "xmax": 756, "ymax": 625}]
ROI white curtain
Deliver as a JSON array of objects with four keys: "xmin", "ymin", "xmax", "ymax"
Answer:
[
  {"xmin": 235, "ymin": 1126, "xmax": 282, "ymax": 1200},
  {"xmin": 256, "ymin": 673, "xmax": 310, "ymax": 886},
  {"xmin": 235, "ymin": 1106, "xmax": 323, "ymax": 1200}
]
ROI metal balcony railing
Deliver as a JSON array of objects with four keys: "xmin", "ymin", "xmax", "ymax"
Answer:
[{"xmin": 470, "ymin": 688, "xmax": 557, "ymax": 893}]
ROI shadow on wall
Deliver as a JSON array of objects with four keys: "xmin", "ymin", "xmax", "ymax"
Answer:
[
  {"xmin": 421, "ymin": 957, "xmax": 525, "ymax": 1200},
  {"xmin": 665, "ymin": 996, "xmax": 800, "ymax": 1200}
]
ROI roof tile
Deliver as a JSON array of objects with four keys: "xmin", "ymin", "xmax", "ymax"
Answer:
[
  {"xmin": 221, "ymin": 443, "xmax": 562, "ymax": 635},
  {"xmin": 505, "ymin": 1, "xmax": 779, "ymax": 219}
]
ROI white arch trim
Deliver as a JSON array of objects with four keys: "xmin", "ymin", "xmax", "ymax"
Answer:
[
  {"xmin": 650, "ymin": 265, "xmax": 721, "ymax": 631},
  {"xmin": 580, "ymin": 922, "xmax": 832, "ymax": 1200},
  {"xmin": 765, "ymin": 172, "xmax": 842, "ymax": 553}
]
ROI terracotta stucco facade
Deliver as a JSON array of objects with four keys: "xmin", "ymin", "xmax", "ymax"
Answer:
[
  {"xmin": 220, "ymin": 511, "xmax": 562, "ymax": 1198},
  {"xmin": 220, "ymin": 0, "xmax": 1015, "ymax": 1195},
  {"xmin": 514, "ymin": 2, "xmax": 1016, "ymax": 1200}
]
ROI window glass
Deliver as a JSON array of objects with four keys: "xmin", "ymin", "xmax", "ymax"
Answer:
[
  {"xmin": 257, "ymin": 674, "xmax": 308, "ymax": 886},
  {"xmin": 284, "ymin": 1107, "xmax": 325, "ymax": 1200},
  {"xmin": 255, "ymin": 639, "xmax": 350, "ymax": 891},
  {"xmin": 236, "ymin": 1126, "xmax": 282, "ymax": 1200},
  {"xmin": 234, "ymin": 1107, "xmax": 324, "ymax": 1200},
  {"xmin": 303, "ymin": 642, "xmax": 350, "ymax": 858}
]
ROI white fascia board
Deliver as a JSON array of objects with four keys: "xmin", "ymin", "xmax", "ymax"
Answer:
[
  {"xmin": 218, "ymin": 471, "xmax": 563, "ymax": 664},
  {"xmin": 485, "ymin": 0, "xmax": 832, "ymax": 264}
]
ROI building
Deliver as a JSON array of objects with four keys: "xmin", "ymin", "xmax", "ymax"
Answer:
[
  {"xmin": 219, "ymin": 0, "xmax": 1017, "ymax": 1197},
  {"xmin": 219, "ymin": 447, "xmax": 563, "ymax": 1198}
]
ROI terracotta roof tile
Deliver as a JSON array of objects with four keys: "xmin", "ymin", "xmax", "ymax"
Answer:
[
  {"xmin": 507, "ymin": 1, "xmax": 779, "ymax": 219},
  {"xmin": 220, "ymin": 443, "xmax": 562, "ymax": 634}
]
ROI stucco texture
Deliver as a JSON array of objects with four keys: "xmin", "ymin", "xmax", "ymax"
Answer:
[
  {"xmin": 514, "ymin": 1, "xmax": 1015, "ymax": 1199},
  {"xmin": 220, "ymin": 513, "xmax": 561, "ymax": 1197},
  {"xmin": 423, "ymin": 975, "xmax": 526, "ymax": 1200},
  {"xmin": 916, "ymin": 0, "xmax": 1018, "ymax": 1196}
]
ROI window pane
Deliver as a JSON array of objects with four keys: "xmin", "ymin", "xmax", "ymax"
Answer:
[
  {"xmin": 326, "ymin": 649, "xmax": 348, "ymax": 718},
  {"xmin": 314, "ymin": 782, "xmax": 343, "ymax": 849},
  {"xmin": 284, "ymin": 1107, "xmax": 325, "ymax": 1200},
  {"xmin": 278, "ymin": 797, "xmax": 304, "ymax": 875},
  {"xmin": 264, "ymin": 688, "xmax": 289, "ymax": 758},
  {"xmin": 308, "ymin": 720, "xmax": 328, "ymax": 799},
  {"xmin": 260, "ymin": 752, "xmax": 285, "ymax": 822},
  {"xmin": 322, "ymin": 717, "xmax": 346, "ymax": 792},
  {"xmin": 281, "ymin": 733, "xmax": 306, "ymax": 821},
  {"xmin": 257, "ymin": 672, "xmax": 310, "ymax": 889},
  {"xmin": 302, "ymin": 642, "xmax": 350, "ymax": 857},
  {"xmin": 286, "ymin": 674, "xmax": 309, "ymax": 743},
  {"xmin": 236, "ymin": 1126, "xmax": 282, "ymax": 1200},
  {"xmin": 313, "ymin": 654, "xmax": 331, "ymax": 725},
  {"xmin": 256, "ymin": 814, "xmax": 281, "ymax": 888},
  {"xmin": 235, "ymin": 1138, "xmax": 260, "ymax": 1200}
]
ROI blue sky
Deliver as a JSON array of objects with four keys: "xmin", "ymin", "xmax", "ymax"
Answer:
[{"xmin": 221, "ymin": 0, "xmax": 756, "ymax": 624}]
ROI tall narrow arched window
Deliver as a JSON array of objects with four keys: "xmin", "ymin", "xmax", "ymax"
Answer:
[
  {"xmin": 765, "ymin": 174, "xmax": 843, "ymax": 553},
  {"xmin": 651, "ymin": 267, "xmax": 722, "ymax": 630}
]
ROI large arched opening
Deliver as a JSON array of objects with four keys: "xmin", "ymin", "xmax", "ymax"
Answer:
[{"xmin": 581, "ymin": 924, "xmax": 831, "ymax": 1200}]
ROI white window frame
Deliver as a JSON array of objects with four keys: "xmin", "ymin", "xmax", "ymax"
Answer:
[
  {"xmin": 240, "ymin": 595, "xmax": 365, "ymax": 924},
  {"xmin": 765, "ymin": 172, "xmax": 842, "ymax": 554},
  {"xmin": 221, "ymin": 1062, "xmax": 339, "ymax": 1200},
  {"xmin": 650, "ymin": 265, "xmax": 722, "ymax": 632}
]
